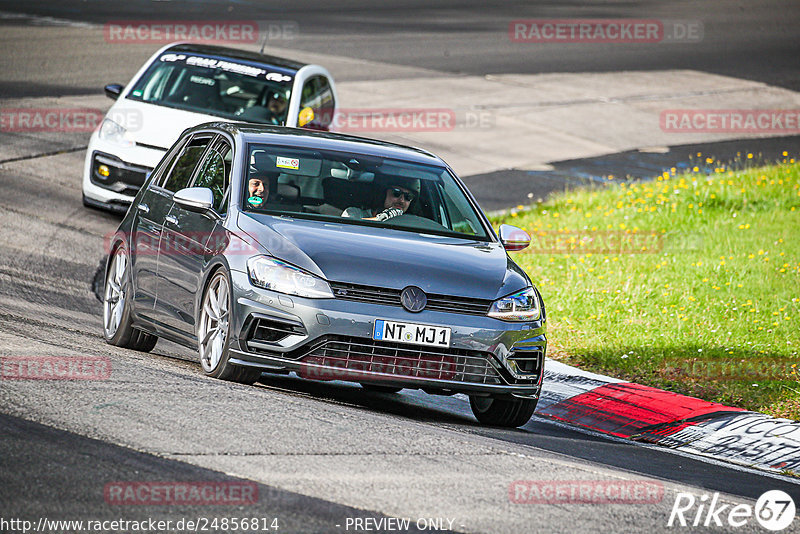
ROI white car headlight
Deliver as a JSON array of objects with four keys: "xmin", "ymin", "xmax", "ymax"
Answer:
[
  {"xmin": 98, "ymin": 119, "xmax": 133, "ymax": 146},
  {"xmin": 488, "ymin": 287, "xmax": 541, "ymax": 322},
  {"xmin": 247, "ymin": 256, "xmax": 333, "ymax": 299}
]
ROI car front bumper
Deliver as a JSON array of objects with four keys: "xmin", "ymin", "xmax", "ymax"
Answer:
[
  {"xmin": 227, "ymin": 270, "xmax": 546, "ymax": 397},
  {"xmin": 81, "ymin": 133, "xmax": 166, "ymax": 210}
]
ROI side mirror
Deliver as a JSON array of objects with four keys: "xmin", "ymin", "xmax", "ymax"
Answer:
[
  {"xmin": 174, "ymin": 187, "xmax": 215, "ymax": 213},
  {"xmin": 104, "ymin": 83, "xmax": 124, "ymax": 100},
  {"xmin": 498, "ymin": 224, "xmax": 530, "ymax": 252},
  {"xmin": 297, "ymin": 106, "xmax": 315, "ymax": 127}
]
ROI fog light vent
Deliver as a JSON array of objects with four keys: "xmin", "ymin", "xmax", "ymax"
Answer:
[
  {"xmin": 250, "ymin": 318, "xmax": 306, "ymax": 344},
  {"xmin": 507, "ymin": 348, "xmax": 543, "ymax": 376}
]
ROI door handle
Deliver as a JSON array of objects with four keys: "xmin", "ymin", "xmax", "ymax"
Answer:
[
  {"xmin": 165, "ymin": 215, "xmax": 178, "ymax": 225},
  {"xmin": 137, "ymin": 203, "xmax": 150, "ymax": 214}
]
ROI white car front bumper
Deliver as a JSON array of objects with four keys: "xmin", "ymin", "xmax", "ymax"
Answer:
[{"xmin": 81, "ymin": 131, "xmax": 166, "ymax": 212}]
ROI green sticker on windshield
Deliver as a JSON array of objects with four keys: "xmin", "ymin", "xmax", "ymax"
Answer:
[
  {"xmin": 132, "ymin": 90, "xmax": 143, "ymax": 97},
  {"xmin": 248, "ymin": 196, "xmax": 263, "ymax": 206}
]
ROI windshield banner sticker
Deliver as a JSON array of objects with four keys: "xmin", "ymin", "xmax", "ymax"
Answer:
[{"xmin": 158, "ymin": 54, "xmax": 293, "ymax": 82}]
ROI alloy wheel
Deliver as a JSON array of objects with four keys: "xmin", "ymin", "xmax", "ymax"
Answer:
[
  {"xmin": 199, "ymin": 272, "xmax": 230, "ymax": 373},
  {"xmin": 103, "ymin": 249, "xmax": 127, "ymax": 339}
]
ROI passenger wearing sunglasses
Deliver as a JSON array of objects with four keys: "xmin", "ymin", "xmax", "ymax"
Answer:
[{"xmin": 342, "ymin": 178, "xmax": 420, "ymax": 221}]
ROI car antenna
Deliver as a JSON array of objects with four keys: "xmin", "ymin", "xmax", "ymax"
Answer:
[{"xmin": 259, "ymin": 33, "xmax": 268, "ymax": 55}]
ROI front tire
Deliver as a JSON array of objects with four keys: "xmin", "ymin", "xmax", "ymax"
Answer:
[
  {"xmin": 469, "ymin": 395, "xmax": 537, "ymax": 427},
  {"xmin": 103, "ymin": 245, "xmax": 158, "ymax": 352},
  {"xmin": 198, "ymin": 270, "xmax": 261, "ymax": 384}
]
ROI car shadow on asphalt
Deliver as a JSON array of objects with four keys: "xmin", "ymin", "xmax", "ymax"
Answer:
[
  {"xmin": 254, "ymin": 372, "xmax": 613, "ymax": 443},
  {"xmin": 255, "ymin": 372, "xmax": 479, "ymax": 426},
  {"xmin": 254, "ymin": 372, "xmax": 800, "ymax": 503}
]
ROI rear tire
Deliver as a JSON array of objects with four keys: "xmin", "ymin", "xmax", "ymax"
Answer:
[
  {"xmin": 103, "ymin": 245, "xmax": 158, "ymax": 352},
  {"xmin": 198, "ymin": 270, "xmax": 262, "ymax": 385},
  {"xmin": 469, "ymin": 395, "xmax": 537, "ymax": 427},
  {"xmin": 360, "ymin": 383, "xmax": 402, "ymax": 394}
]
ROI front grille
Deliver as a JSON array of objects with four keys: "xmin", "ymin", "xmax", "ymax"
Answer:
[
  {"xmin": 329, "ymin": 281, "xmax": 492, "ymax": 316},
  {"xmin": 298, "ymin": 335, "xmax": 502, "ymax": 384}
]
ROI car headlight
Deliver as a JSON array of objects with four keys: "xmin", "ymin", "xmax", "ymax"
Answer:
[
  {"xmin": 98, "ymin": 119, "xmax": 133, "ymax": 146},
  {"xmin": 488, "ymin": 287, "xmax": 541, "ymax": 321},
  {"xmin": 247, "ymin": 256, "xmax": 333, "ymax": 299}
]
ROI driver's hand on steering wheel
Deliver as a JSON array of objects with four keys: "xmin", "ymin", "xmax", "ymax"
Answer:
[{"xmin": 374, "ymin": 207, "xmax": 404, "ymax": 221}]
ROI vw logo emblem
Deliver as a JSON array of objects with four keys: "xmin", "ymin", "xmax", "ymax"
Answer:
[{"xmin": 400, "ymin": 286, "xmax": 427, "ymax": 313}]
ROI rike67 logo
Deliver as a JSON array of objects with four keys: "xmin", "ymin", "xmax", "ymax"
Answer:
[{"xmin": 668, "ymin": 490, "xmax": 795, "ymax": 531}]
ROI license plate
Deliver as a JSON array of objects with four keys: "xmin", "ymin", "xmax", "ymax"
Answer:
[{"xmin": 373, "ymin": 319, "xmax": 451, "ymax": 348}]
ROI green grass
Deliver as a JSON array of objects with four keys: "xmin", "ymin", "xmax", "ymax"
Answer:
[{"xmin": 490, "ymin": 154, "xmax": 800, "ymax": 419}]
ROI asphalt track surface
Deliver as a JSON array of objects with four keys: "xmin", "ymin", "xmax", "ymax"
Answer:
[
  {"xmin": 1, "ymin": 0, "xmax": 799, "ymax": 93},
  {"xmin": 1, "ymin": 2, "xmax": 800, "ymax": 533}
]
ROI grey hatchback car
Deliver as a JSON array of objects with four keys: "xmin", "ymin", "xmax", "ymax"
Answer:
[{"xmin": 103, "ymin": 122, "xmax": 546, "ymax": 427}]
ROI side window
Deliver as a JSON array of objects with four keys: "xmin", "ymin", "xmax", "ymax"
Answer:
[
  {"xmin": 193, "ymin": 138, "xmax": 232, "ymax": 214},
  {"xmin": 161, "ymin": 134, "xmax": 213, "ymax": 192},
  {"xmin": 300, "ymin": 75, "xmax": 335, "ymax": 130},
  {"xmin": 439, "ymin": 184, "xmax": 481, "ymax": 235},
  {"xmin": 145, "ymin": 137, "xmax": 187, "ymax": 189}
]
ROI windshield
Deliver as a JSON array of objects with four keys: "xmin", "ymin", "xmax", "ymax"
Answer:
[
  {"xmin": 243, "ymin": 144, "xmax": 490, "ymax": 240},
  {"xmin": 127, "ymin": 53, "xmax": 294, "ymax": 125}
]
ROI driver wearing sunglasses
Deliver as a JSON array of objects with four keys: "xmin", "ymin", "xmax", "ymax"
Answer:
[{"xmin": 342, "ymin": 178, "xmax": 420, "ymax": 221}]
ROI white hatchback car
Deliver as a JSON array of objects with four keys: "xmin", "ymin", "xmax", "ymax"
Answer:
[{"xmin": 82, "ymin": 42, "xmax": 337, "ymax": 212}]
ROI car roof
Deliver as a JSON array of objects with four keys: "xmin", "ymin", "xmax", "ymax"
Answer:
[
  {"xmin": 194, "ymin": 122, "xmax": 445, "ymax": 167},
  {"xmin": 166, "ymin": 43, "xmax": 308, "ymax": 73}
]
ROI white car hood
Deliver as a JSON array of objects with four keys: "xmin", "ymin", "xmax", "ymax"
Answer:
[{"xmin": 109, "ymin": 98, "xmax": 223, "ymax": 152}]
